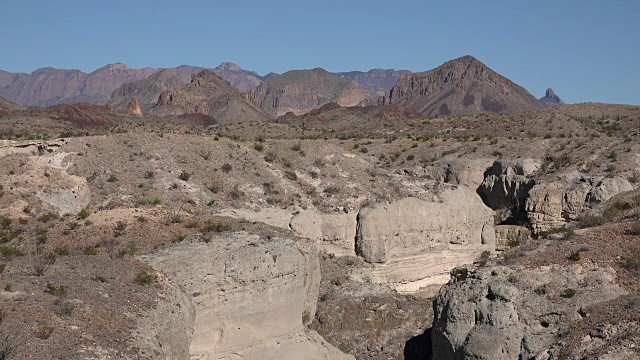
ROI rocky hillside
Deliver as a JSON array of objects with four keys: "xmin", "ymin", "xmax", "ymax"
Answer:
[
  {"xmin": 337, "ymin": 68, "xmax": 409, "ymax": 97},
  {"xmin": 150, "ymin": 70, "xmax": 269, "ymax": 123},
  {"xmin": 109, "ymin": 69, "xmax": 185, "ymax": 111},
  {"xmin": 213, "ymin": 62, "xmax": 262, "ymax": 92},
  {"xmin": 250, "ymin": 68, "xmax": 373, "ymax": 116},
  {"xmin": 386, "ymin": 55, "xmax": 546, "ymax": 116},
  {"xmin": 0, "ymin": 96, "xmax": 24, "ymax": 115},
  {"xmin": 539, "ymin": 87, "xmax": 567, "ymax": 108}
]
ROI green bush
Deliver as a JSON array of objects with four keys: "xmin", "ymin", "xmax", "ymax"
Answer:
[
  {"xmin": 477, "ymin": 250, "xmax": 491, "ymax": 267},
  {"xmin": 561, "ymin": 288, "xmax": 577, "ymax": 298},
  {"xmin": 78, "ymin": 208, "xmax": 90, "ymax": 219},
  {"xmin": 134, "ymin": 270, "xmax": 155, "ymax": 285},
  {"xmin": 567, "ymin": 251, "xmax": 581, "ymax": 261}
]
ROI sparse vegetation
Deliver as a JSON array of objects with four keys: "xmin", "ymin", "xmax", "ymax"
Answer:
[{"xmin": 134, "ymin": 270, "xmax": 155, "ymax": 285}]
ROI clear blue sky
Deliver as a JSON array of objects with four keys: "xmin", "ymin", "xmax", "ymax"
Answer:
[{"xmin": 1, "ymin": 0, "xmax": 638, "ymax": 105}]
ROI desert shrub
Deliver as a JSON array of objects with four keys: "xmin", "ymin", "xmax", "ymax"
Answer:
[
  {"xmin": 0, "ymin": 217, "xmax": 11, "ymax": 230},
  {"xmin": 406, "ymin": 154, "xmax": 415, "ymax": 161},
  {"xmin": 115, "ymin": 221, "xmax": 127, "ymax": 232},
  {"xmin": 0, "ymin": 264, "xmax": 4, "ymax": 274},
  {"xmin": 134, "ymin": 270, "xmax": 155, "ymax": 285},
  {"xmin": 253, "ymin": 143, "xmax": 264, "ymax": 152},
  {"xmin": 35, "ymin": 228, "xmax": 48, "ymax": 244},
  {"xmin": 78, "ymin": 208, "xmax": 90, "ymax": 219},
  {"xmin": 34, "ymin": 324, "xmax": 54, "ymax": 339},
  {"xmin": 167, "ymin": 210, "xmax": 183, "ymax": 224},
  {"xmin": 178, "ymin": 171, "xmax": 192, "ymax": 181},
  {"xmin": 208, "ymin": 182, "xmax": 221, "ymax": 194},
  {"xmin": 567, "ymin": 251, "xmax": 581, "ymax": 261},
  {"xmin": 576, "ymin": 215, "xmax": 606, "ymax": 229},
  {"xmin": 221, "ymin": 163, "xmax": 232, "ymax": 173},
  {"xmin": 0, "ymin": 325, "xmax": 25, "ymax": 358},
  {"xmin": 0, "ymin": 246, "xmax": 23, "ymax": 258},
  {"xmin": 53, "ymin": 245, "xmax": 69, "ymax": 256},
  {"xmin": 476, "ymin": 250, "xmax": 491, "ymax": 267},
  {"xmin": 31, "ymin": 247, "xmax": 56, "ymax": 276},
  {"xmin": 152, "ymin": 197, "xmax": 162, "ymax": 205},
  {"xmin": 561, "ymin": 288, "xmax": 577, "ymax": 298},
  {"xmin": 230, "ymin": 184, "xmax": 243, "ymax": 200},
  {"xmin": 291, "ymin": 142, "xmax": 301, "ymax": 152},
  {"xmin": 3, "ymin": 283, "xmax": 13, "ymax": 292},
  {"xmin": 622, "ymin": 251, "xmax": 640, "ymax": 274},
  {"xmin": 264, "ymin": 152, "xmax": 277, "ymax": 163},
  {"xmin": 539, "ymin": 227, "xmax": 575, "ymax": 239},
  {"xmin": 107, "ymin": 175, "xmax": 118, "ymax": 182},
  {"xmin": 82, "ymin": 246, "xmax": 98, "ymax": 256},
  {"xmin": 359, "ymin": 147, "xmax": 368, "ymax": 154},
  {"xmin": 45, "ymin": 283, "xmax": 68, "ymax": 297},
  {"xmin": 202, "ymin": 221, "xmax": 231, "ymax": 233}
]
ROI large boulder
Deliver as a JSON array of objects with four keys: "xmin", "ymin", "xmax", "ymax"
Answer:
[
  {"xmin": 586, "ymin": 177, "xmax": 634, "ymax": 204},
  {"xmin": 139, "ymin": 232, "xmax": 352, "ymax": 359},
  {"xmin": 432, "ymin": 264, "xmax": 626, "ymax": 360},
  {"xmin": 354, "ymin": 186, "xmax": 495, "ymax": 295}
]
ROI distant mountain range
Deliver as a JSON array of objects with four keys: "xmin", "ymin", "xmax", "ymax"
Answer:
[{"xmin": 0, "ymin": 57, "xmax": 565, "ymax": 117}]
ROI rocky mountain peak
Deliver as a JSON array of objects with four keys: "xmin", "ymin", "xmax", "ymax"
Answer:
[
  {"xmin": 216, "ymin": 62, "xmax": 242, "ymax": 72},
  {"xmin": 539, "ymin": 87, "xmax": 566, "ymax": 108},
  {"xmin": 387, "ymin": 55, "xmax": 544, "ymax": 116}
]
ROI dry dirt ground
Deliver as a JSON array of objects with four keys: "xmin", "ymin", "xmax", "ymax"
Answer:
[{"xmin": 0, "ymin": 102, "xmax": 638, "ymax": 359}]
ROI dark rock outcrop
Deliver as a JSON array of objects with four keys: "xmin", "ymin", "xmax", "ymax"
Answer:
[
  {"xmin": 539, "ymin": 88, "xmax": 566, "ymax": 108},
  {"xmin": 386, "ymin": 55, "xmax": 545, "ymax": 116}
]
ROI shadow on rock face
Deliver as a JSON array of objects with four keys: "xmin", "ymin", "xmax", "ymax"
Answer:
[{"xmin": 403, "ymin": 328, "xmax": 432, "ymax": 360}]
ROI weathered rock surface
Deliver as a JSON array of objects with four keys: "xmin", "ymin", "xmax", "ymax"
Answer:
[
  {"xmin": 526, "ymin": 175, "xmax": 634, "ymax": 232},
  {"xmin": 432, "ymin": 264, "xmax": 626, "ymax": 360},
  {"xmin": 0, "ymin": 145, "xmax": 91, "ymax": 215},
  {"xmin": 139, "ymin": 232, "xmax": 352, "ymax": 359},
  {"xmin": 250, "ymin": 68, "xmax": 373, "ymax": 116},
  {"xmin": 355, "ymin": 187, "xmax": 495, "ymax": 295},
  {"xmin": 477, "ymin": 159, "xmax": 538, "ymax": 213},
  {"xmin": 586, "ymin": 177, "xmax": 634, "ymax": 204},
  {"xmin": 539, "ymin": 88, "xmax": 566, "ymax": 108},
  {"xmin": 404, "ymin": 157, "xmax": 494, "ymax": 189},
  {"xmin": 290, "ymin": 210, "xmax": 357, "ymax": 256},
  {"xmin": 494, "ymin": 225, "xmax": 530, "ymax": 250},
  {"xmin": 386, "ymin": 55, "xmax": 545, "ymax": 116}
]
